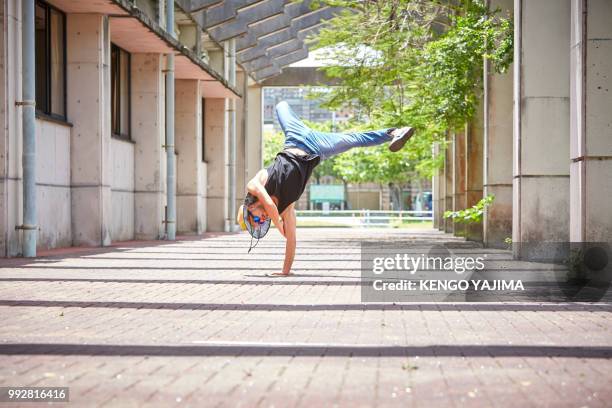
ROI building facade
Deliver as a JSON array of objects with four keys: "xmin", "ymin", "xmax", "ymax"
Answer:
[{"xmin": 0, "ymin": 0, "xmax": 268, "ymax": 256}]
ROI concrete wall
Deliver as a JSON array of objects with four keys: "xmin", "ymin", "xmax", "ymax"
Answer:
[
  {"xmin": 110, "ymin": 138, "xmax": 135, "ymax": 241},
  {"xmin": 36, "ymin": 119, "xmax": 72, "ymax": 249}
]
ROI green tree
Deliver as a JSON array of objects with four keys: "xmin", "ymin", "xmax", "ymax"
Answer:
[
  {"xmin": 308, "ymin": 0, "xmax": 513, "ymax": 177},
  {"xmin": 263, "ymin": 130, "xmax": 284, "ymax": 167}
]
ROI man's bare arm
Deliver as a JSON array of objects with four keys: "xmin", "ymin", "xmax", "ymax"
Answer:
[
  {"xmin": 246, "ymin": 170, "xmax": 285, "ymax": 236},
  {"xmin": 281, "ymin": 205, "xmax": 297, "ymax": 275}
]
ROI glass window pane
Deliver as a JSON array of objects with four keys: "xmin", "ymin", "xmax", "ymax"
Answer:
[
  {"xmin": 50, "ymin": 9, "xmax": 65, "ymax": 117},
  {"xmin": 35, "ymin": 3, "xmax": 48, "ymax": 113},
  {"xmin": 111, "ymin": 46, "xmax": 119, "ymax": 135},
  {"xmin": 119, "ymin": 49, "xmax": 130, "ymax": 136}
]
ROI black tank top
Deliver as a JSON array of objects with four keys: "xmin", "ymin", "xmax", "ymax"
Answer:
[{"xmin": 265, "ymin": 151, "xmax": 321, "ymax": 214}]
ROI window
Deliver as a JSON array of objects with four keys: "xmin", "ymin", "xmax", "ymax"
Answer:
[
  {"xmin": 35, "ymin": 0, "xmax": 66, "ymax": 119},
  {"xmin": 111, "ymin": 43, "xmax": 131, "ymax": 139}
]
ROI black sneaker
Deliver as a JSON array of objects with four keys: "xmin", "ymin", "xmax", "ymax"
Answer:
[{"xmin": 388, "ymin": 127, "xmax": 415, "ymax": 152}]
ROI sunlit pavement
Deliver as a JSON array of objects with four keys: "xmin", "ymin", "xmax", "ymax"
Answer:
[{"xmin": 0, "ymin": 228, "xmax": 610, "ymax": 407}]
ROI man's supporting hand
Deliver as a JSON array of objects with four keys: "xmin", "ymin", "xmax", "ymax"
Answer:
[{"xmin": 281, "ymin": 206, "xmax": 297, "ymax": 275}]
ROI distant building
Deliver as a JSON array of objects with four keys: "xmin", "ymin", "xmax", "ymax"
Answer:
[{"xmin": 263, "ymin": 87, "xmax": 352, "ymax": 132}]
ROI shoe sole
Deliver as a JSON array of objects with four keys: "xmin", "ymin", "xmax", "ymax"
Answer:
[{"xmin": 388, "ymin": 127, "xmax": 415, "ymax": 152}]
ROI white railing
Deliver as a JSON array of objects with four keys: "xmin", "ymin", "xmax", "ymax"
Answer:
[{"xmin": 296, "ymin": 210, "xmax": 433, "ymax": 227}]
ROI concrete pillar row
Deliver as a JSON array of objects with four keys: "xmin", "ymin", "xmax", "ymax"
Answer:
[
  {"xmin": 483, "ymin": 0, "xmax": 514, "ymax": 248},
  {"xmin": 569, "ymin": 0, "xmax": 612, "ymax": 242},
  {"xmin": 512, "ymin": 0, "xmax": 571, "ymax": 259},
  {"xmin": 175, "ymin": 79, "xmax": 205, "ymax": 234},
  {"xmin": 132, "ymin": 53, "xmax": 166, "ymax": 240},
  {"xmin": 67, "ymin": 14, "xmax": 112, "ymax": 247}
]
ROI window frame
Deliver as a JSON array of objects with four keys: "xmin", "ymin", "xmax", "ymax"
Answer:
[
  {"xmin": 35, "ymin": 0, "xmax": 67, "ymax": 121},
  {"xmin": 110, "ymin": 43, "xmax": 132, "ymax": 140}
]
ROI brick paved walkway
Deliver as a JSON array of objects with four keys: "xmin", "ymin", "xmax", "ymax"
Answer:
[{"xmin": 0, "ymin": 228, "xmax": 610, "ymax": 407}]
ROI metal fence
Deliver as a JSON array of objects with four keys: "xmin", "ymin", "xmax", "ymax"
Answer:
[{"xmin": 295, "ymin": 210, "xmax": 433, "ymax": 228}]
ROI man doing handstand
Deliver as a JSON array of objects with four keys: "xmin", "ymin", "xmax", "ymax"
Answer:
[{"xmin": 237, "ymin": 101, "xmax": 415, "ymax": 275}]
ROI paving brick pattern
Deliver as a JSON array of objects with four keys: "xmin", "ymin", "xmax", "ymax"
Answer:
[{"xmin": 0, "ymin": 228, "xmax": 610, "ymax": 407}]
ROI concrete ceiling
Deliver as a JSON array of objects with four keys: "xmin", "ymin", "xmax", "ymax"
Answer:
[{"xmin": 183, "ymin": 0, "xmax": 343, "ymax": 82}]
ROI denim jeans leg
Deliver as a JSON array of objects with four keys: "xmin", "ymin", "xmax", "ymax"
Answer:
[{"xmin": 308, "ymin": 129, "xmax": 393, "ymax": 160}]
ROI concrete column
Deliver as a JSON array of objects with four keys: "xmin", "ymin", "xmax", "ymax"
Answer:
[
  {"xmin": 131, "ymin": 53, "xmax": 165, "ymax": 240},
  {"xmin": 444, "ymin": 134, "xmax": 454, "ymax": 233},
  {"xmin": 483, "ymin": 0, "xmax": 514, "ymax": 248},
  {"xmin": 175, "ymin": 79, "xmax": 204, "ymax": 234},
  {"xmin": 204, "ymin": 98, "xmax": 228, "ymax": 232},
  {"xmin": 235, "ymin": 71, "xmax": 247, "ymax": 210},
  {"xmin": 513, "ymin": 0, "xmax": 571, "ymax": 259},
  {"xmin": 67, "ymin": 14, "xmax": 112, "ymax": 246},
  {"xmin": 432, "ymin": 143, "xmax": 441, "ymax": 229},
  {"xmin": 570, "ymin": 0, "xmax": 612, "ymax": 242},
  {"xmin": 437, "ymin": 143, "xmax": 446, "ymax": 231},
  {"xmin": 1, "ymin": 0, "xmax": 23, "ymax": 256},
  {"xmin": 452, "ymin": 131, "xmax": 467, "ymax": 237},
  {"xmin": 245, "ymin": 81, "xmax": 263, "ymax": 181},
  {"xmin": 466, "ymin": 106, "xmax": 484, "ymax": 242}
]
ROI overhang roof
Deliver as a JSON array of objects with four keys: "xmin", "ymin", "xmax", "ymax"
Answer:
[
  {"xmin": 46, "ymin": 0, "xmax": 241, "ymax": 98},
  {"xmin": 183, "ymin": 0, "xmax": 343, "ymax": 82}
]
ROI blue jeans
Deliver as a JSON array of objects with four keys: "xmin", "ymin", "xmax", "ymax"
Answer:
[{"xmin": 275, "ymin": 101, "xmax": 393, "ymax": 160}]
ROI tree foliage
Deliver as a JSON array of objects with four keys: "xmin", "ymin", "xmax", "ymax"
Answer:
[
  {"xmin": 263, "ymin": 130, "xmax": 284, "ymax": 167},
  {"xmin": 307, "ymin": 0, "xmax": 513, "ymax": 178},
  {"xmin": 444, "ymin": 194, "xmax": 495, "ymax": 223}
]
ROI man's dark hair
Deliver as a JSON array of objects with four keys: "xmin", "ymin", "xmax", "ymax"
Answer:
[{"xmin": 244, "ymin": 193, "xmax": 258, "ymax": 206}]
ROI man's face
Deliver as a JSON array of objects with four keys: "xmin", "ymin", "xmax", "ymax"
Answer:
[{"xmin": 247, "ymin": 202, "xmax": 268, "ymax": 225}]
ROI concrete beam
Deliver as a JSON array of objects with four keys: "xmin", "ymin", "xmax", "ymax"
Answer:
[
  {"xmin": 207, "ymin": 0, "xmax": 288, "ymax": 42},
  {"xmin": 193, "ymin": 0, "xmax": 266, "ymax": 29},
  {"xmin": 251, "ymin": 64, "xmax": 282, "ymax": 82},
  {"xmin": 235, "ymin": 0, "xmax": 318, "ymax": 51},
  {"xmin": 260, "ymin": 66, "xmax": 340, "ymax": 86},
  {"xmin": 240, "ymin": 24, "xmax": 321, "ymax": 73},
  {"xmin": 237, "ymin": 7, "xmax": 337, "ymax": 63},
  {"xmin": 189, "ymin": 0, "xmax": 223, "ymax": 13},
  {"xmin": 252, "ymin": 46, "xmax": 308, "ymax": 81}
]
